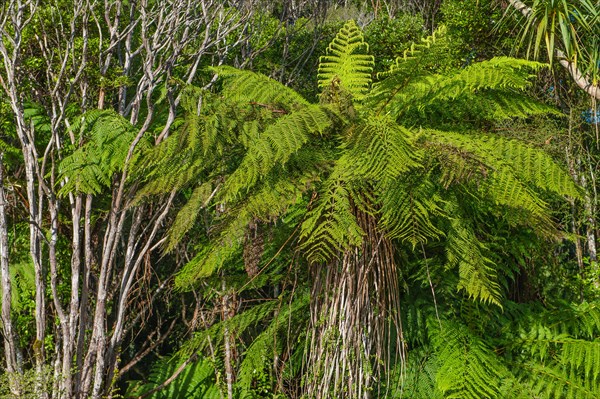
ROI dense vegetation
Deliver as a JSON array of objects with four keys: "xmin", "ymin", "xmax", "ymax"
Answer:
[{"xmin": 0, "ymin": 1, "xmax": 599, "ymax": 398}]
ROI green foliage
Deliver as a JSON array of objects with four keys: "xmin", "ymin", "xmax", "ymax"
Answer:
[
  {"xmin": 128, "ymin": 294, "xmax": 309, "ymax": 399},
  {"xmin": 58, "ymin": 110, "xmax": 145, "ymax": 196},
  {"xmin": 127, "ymin": 357, "xmax": 221, "ymax": 399},
  {"xmin": 502, "ymin": 302, "xmax": 600, "ymax": 399},
  {"xmin": 433, "ymin": 321, "xmax": 510, "ymax": 399},
  {"xmin": 0, "ymin": 366, "xmax": 54, "ymax": 399},
  {"xmin": 317, "ymin": 20, "xmax": 374, "ymax": 99},
  {"xmin": 136, "ymin": 17, "xmax": 585, "ymax": 398},
  {"xmin": 221, "ymin": 104, "xmax": 333, "ymax": 201},
  {"xmin": 0, "ymin": 262, "xmax": 35, "ymax": 313},
  {"xmin": 215, "ymin": 66, "xmax": 310, "ymax": 112},
  {"xmin": 299, "ymin": 163, "xmax": 364, "ymax": 263},
  {"xmin": 145, "ymin": 17, "xmax": 580, "ymax": 304},
  {"xmin": 445, "ymin": 202, "xmax": 502, "ymax": 305},
  {"xmin": 364, "ymin": 14, "xmax": 425, "ymax": 73}
]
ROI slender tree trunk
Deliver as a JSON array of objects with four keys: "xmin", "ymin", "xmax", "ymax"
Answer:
[
  {"xmin": 0, "ymin": 153, "xmax": 22, "ymax": 396},
  {"xmin": 222, "ymin": 278, "xmax": 236, "ymax": 399}
]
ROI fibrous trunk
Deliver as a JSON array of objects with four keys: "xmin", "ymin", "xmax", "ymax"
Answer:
[{"xmin": 305, "ymin": 210, "xmax": 404, "ymax": 398}]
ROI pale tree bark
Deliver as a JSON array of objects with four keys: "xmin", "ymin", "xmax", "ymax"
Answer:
[
  {"xmin": 1, "ymin": 0, "xmax": 258, "ymax": 398},
  {"xmin": 0, "ymin": 153, "xmax": 22, "ymax": 396},
  {"xmin": 0, "ymin": 2, "xmax": 47, "ymax": 397},
  {"xmin": 222, "ymin": 278, "xmax": 236, "ymax": 399},
  {"xmin": 80, "ymin": 2, "xmax": 256, "ymax": 397}
]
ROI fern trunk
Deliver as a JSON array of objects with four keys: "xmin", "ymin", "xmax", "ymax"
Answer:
[{"xmin": 305, "ymin": 209, "xmax": 404, "ymax": 398}]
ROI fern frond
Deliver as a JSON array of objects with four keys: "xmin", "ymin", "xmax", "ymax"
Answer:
[
  {"xmin": 135, "ymin": 92, "xmax": 241, "ymax": 199},
  {"xmin": 214, "ymin": 66, "xmax": 310, "ymax": 112},
  {"xmin": 445, "ymin": 202, "xmax": 502, "ymax": 306},
  {"xmin": 474, "ymin": 91, "xmax": 559, "ymax": 120},
  {"xmin": 390, "ymin": 349, "xmax": 441, "ymax": 399},
  {"xmin": 126, "ymin": 357, "xmax": 219, "ymax": 399},
  {"xmin": 180, "ymin": 300, "xmax": 280, "ymax": 356},
  {"xmin": 378, "ymin": 176, "xmax": 445, "ymax": 247},
  {"xmin": 480, "ymin": 136, "xmax": 582, "ymax": 199},
  {"xmin": 433, "ymin": 322, "xmax": 508, "ymax": 399},
  {"xmin": 300, "ymin": 164, "xmax": 363, "ymax": 264},
  {"xmin": 375, "ymin": 57, "xmax": 547, "ymax": 118},
  {"xmin": 164, "ymin": 183, "xmax": 215, "ymax": 253},
  {"xmin": 237, "ymin": 295, "xmax": 310, "ymax": 395},
  {"xmin": 344, "ymin": 115, "xmax": 421, "ymax": 181},
  {"xmin": 222, "ymin": 104, "xmax": 334, "ymax": 201},
  {"xmin": 175, "ymin": 177, "xmax": 304, "ymax": 287},
  {"xmin": 421, "ymin": 129, "xmax": 550, "ymax": 219},
  {"xmin": 58, "ymin": 110, "xmax": 143, "ymax": 197},
  {"xmin": 505, "ymin": 302, "xmax": 600, "ymax": 398},
  {"xmin": 0, "ymin": 262, "xmax": 35, "ymax": 313},
  {"xmin": 522, "ymin": 361, "xmax": 600, "ymax": 399},
  {"xmin": 318, "ymin": 20, "xmax": 374, "ymax": 100}
]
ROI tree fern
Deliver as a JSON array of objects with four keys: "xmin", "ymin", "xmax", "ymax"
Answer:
[{"xmin": 137, "ymin": 19, "xmax": 583, "ymax": 399}]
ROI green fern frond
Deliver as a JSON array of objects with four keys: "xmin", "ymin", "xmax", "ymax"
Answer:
[
  {"xmin": 422, "ymin": 129, "xmax": 550, "ymax": 219},
  {"xmin": 222, "ymin": 104, "xmax": 334, "ymax": 201},
  {"xmin": 126, "ymin": 357, "xmax": 220, "ymax": 399},
  {"xmin": 180, "ymin": 300, "xmax": 280, "ymax": 357},
  {"xmin": 300, "ymin": 164, "xmax": 364, "ymax": 263},
  {"xmin": 344, "ymin": 115, "xmax": 421, "ymax": 181},
  {"xmin": 214, "ymin": 66, "xmax": 310, "ymax": 112},
  {"xmin": 374, "ymin": 57, "xmax": 547, "ymax": 118},
  {"xmin": 0, "ymin": 262, "xmax": 35, "ymax": 313},
  {"xmin": 445, "ymin": 202, "xmax": 502, "ymax": 306},
  {"xmin": 378, "ymin": 176, "xmax": 445, "ymax": 246},
  {"xmin": 554, "ymin": 302, "xmax": 600, "ymax": 339},
  {"xmin": 58, "ymin": 110, "xmax": 143, "ymax": 197},
  {"xmin": 504, "ymin": 302, "xmax": 600, "ymax": 398},
  {"xmin": 480, "ymin": 136, "xmax": 582, "ymax": 199},
  {"xmin": 473, "ymin": 91, "xmax": 559, "ymax": 120},
  {"xmin": 237, "ymin": 294, "xmax": 310, "ymax": 395},
  {"xmin": 522, "ymin": 362, "xmax": 600, "ymax": 399},
  {"xmin": 433, "ymin": 322, "xmax": 508, "ymax": 399},
  {"xmin": 165, "ymin": 183, "xmax": 215, "ymax": 253},
  {"xmin": 318, "ymin": 20, "xmax": 374, "ymax": 100},
  {"xmin": 135, "ymin": 93, "xmax": 241, "ymax": 199},
  {"xmin": 175, "ymin": 178, "xmax": 304, "ymax": 287},
  {"xmin": 390, "ymin": 349, "xmax": 441, "ymax": 399}
]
